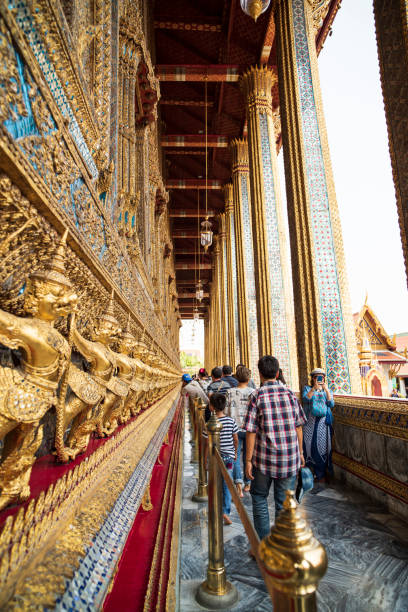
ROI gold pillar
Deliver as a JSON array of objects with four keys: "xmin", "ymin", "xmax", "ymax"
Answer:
[
  {"xmin": 241, "ymin": 66, "xmax": 297, "ymax": 387},
  {"xmin": 231, "ymin": 139, "xmax": 259, "ymax": 380},
  {"xmin": 275, "ymin": 0, "xmax": 361, "ymax": 393},
  {"xmin": 217, "ymin": 215, "xmax": 229, "ymax": 366},
  {"xmin": 224, "ymin": 184, "xmax": 239, "ymax": 369},
  {"xmin": 373, "ymin": 0, "xmax": 408, "ymax": 284},
  {"xmin": 213, "ymin": 236, "xmax": 222, "ymax": 367},
  {"xmin": 204, "ymin": 315, "xmax": 210, "ymax": 373},
  {"xmin": 208, "ymin": 283, "xmax": 216, "ymax": 371}
]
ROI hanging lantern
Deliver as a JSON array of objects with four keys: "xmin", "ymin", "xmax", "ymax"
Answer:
[
  {"xmin": 240, "ymin": 0, "xmax": 270, "ymax": 22},
  {"xmin": 200, "ymin": 217, "xmax": 213, "ymax": 251},
  {"xmin": 196, "ymin": 280, "xmax": 204, "ymax": 302}
]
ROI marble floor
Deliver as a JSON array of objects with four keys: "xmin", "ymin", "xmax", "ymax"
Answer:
[{"xmin": 178, "ymin": 419, "xmax": 408, "ymax": 612}]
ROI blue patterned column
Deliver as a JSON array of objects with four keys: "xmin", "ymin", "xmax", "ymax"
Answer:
[
  {"xmin": 218, "ymin": 214, "xmax": 229, "ymax": 366},
  {"xmin": 275, "ymin": 0, "xmax": 361, "ymax": 393},
  {"xmin": 224, "ymin": 184, "xmax": 240, "ymax": 368},
  {"xmin": 241, "ymin": 67, "xmax": 297, "ymax": 388},
  {"xmin": 231, "ymin": 139, "xmax": 259, "ymax": 382}
]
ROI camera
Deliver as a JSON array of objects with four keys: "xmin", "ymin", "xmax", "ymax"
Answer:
[{"xmin": 316, "ymin": 375, "xmax": 324, "ymax": 383}]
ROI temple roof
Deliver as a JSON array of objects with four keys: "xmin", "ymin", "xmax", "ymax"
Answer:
[
  {"xmin": 154, "ymin": 0, "xmax": 341, "ymax": 316},
  {"xmin": 354, "ymin": 302, "xmax": 397, "ymax": 351}
]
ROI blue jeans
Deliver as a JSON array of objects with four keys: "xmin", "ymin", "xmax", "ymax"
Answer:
[
  {"xmin": 222, "ymin": 456, "xmax": 234, "ymax": 515},
  {"xmin": 233, "ymin": 431, "xmax": 249, "ymax": 486},
  {"xmin": 250, "ymin": 468, "xmax": 296, "ymax": 540},
  {"xmin": 232, "ymin": 434, "xmax": 243, "ymax": 484}
]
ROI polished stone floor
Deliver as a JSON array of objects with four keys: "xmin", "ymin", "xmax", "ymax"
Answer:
[{"xmin": 178, "ymin": 418, "xmax": 408, "ymax": 611}]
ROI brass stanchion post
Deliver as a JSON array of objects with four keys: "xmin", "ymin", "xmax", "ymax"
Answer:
[
  {"xmin": 192, "ymin": 399, "xmax": 208, "ymax": 502},
  {"xmin": 196, "ymin": 413, "xmax": 238, "ymax": 609},
  {"xmin": 259, "ymin": 490, "xmax": 327, "ymax": 612}
]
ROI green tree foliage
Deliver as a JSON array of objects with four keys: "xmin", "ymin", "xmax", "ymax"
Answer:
[{"xmin": 180, "ymin": 351, "xmax": 203, "ymax": 371}]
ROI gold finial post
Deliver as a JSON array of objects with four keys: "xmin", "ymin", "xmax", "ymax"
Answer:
[
  {"xmin": 196, "ymin": 413, "xmax": 238, "ymax": 609},
  {"xmin": 259, "ymin": 490, "xmax": 327, "ymax": 611},
  {"xmin": 192, "ymin": 399, "xmax": 208, "ymax": 503}
]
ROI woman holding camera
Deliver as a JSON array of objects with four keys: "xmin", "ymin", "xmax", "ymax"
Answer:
[{"xmin": 302, "ymin": 368, "xmax": 334, "ymax": 483}]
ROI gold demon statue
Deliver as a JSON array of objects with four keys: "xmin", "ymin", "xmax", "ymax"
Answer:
[
  {"xmin": 0, "ymin": 229, "xmax": 77, "ymax": 511},
  {"xmin": 66, "ymin": 292, "xmax": 127, "ymax": 447}
]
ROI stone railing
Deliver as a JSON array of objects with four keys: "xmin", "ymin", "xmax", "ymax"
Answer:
[{"xmin": 332, "ymin": 395, "xmax": 408, "ymax": 521}]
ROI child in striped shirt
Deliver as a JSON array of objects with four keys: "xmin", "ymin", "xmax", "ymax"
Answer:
[{"xmin": 203, "ymin": 392, "xmax": 238, "ymax": 525}]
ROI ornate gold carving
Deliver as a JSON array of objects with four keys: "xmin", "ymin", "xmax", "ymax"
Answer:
[
  {"xmin": 333, "ymin": 395, "xmax": 408, "ymax": 441},
  {"xmin": 0, "ymin": 229, "xmax": 77, "ymax": 510},
  {"xmin": 230, "ymin": 139, "xmax": 250, "ymax": 368},
  {"xmin": 333, "ymin": 450, "xmax": 408, "ymax": 504},
  {"xmin": 1, "ymin": 389, "xmax": 180, "ymax": 609},
  {"xmin": 240, "ymin": 65, "xmax": 276, "ymax": 116},
  {"xmin": 373, "ymin": 0, "xmax": 408, "ymax": 283},
  {"xmin": 0, "ymin": 11, "xmax": 178, "ymax": 366}
]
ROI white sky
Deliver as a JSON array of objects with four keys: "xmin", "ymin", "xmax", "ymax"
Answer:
[{"xmin": 180, "ymin": 0, "xmax": 408, "ymax": 355}]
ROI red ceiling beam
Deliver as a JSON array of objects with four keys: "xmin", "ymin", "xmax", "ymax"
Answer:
[
  {"xmin": 154, "ymin": 21, "xmax": 222, "ymax": 32},
  {"xmin": 169, "ymin": 209, "xmax": 215, "ymax": 217},
  {"xmin": 212, "ymin": 0, "xmax": 236, "ymax": 170},
  {"xmin": 161, "ymin": 135, "xmax": 228, "ymax": 148},
  {"xmin": 175, "ymin": 262, "xmax": 211, "ymax": 270},
  {"xmin": 160, "ymin": 100, "xmax": 213, "ymax": 107},
  {"xmin": 167, "ymin": 179, "xmax": 223, "ymax": 190},
  {"xmin": 156, "ymin": 65, "xmax": 240, "ymax": 82},
  {"xmin": 166, "ymin": 150, "xmax": 207, "ymax": 156}
]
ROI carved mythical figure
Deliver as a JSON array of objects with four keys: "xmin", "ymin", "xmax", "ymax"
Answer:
[
  {"xmin": 66, "ymin": 293, "xmax": 127, "ymax": 448},
  {"xmin": 118, "ymin": 318, "xmax": 146, "ymax": 419},
  {"xmin": 0, "ymin": 230, "xmax": 77, "ymax": 511},
  {"xmin": 136, "ymin": 337, "xmax": 154, "ymax": 409},
  {"xmin": 101, "ymin": 317, "xmax": 143, "ymax": 434}
]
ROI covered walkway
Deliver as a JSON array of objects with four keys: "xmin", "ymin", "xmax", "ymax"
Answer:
[{"xmin": 179, "ymin": 416, "xmax": 408, "ymax": 612}]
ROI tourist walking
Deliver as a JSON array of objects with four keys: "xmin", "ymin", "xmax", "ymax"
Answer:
[
  {"xmin": 244, "ymin": 356, "xmax": 306, "ymax": 540},
  {"xmin": 197, "ymin": 368, "xmax": 211, "ymax": 392},
  {"xmin": 207, "ymin": 366, "xmax": 231, "ymax": 396},
  {"xmin": 302, "ymin": 367, "xmax": 334, "ymax": 483},
  {"xmin": 225, "ymin": 365, "xmax": 255, "ymax": 496},
  {"xmin": 221, "ymin": 365, "xmax": 239, "ymax": 388},
  {"xmin": 203, "ymin": 392, "xmax": 238, "ymax": 525},
  {"xmin": 235, "ymin": 363, "xmax": 256, "ymax": 389}
]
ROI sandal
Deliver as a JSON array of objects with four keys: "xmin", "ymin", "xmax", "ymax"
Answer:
[
  {"xmin": 223, "ymin": 514, "xmax": 232, "ymax": 525},
  {"xmin": 243, "ymin": 484, "xmax": 250, "ymax": 493}
]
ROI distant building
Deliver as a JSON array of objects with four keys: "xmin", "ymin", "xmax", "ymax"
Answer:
[{"xmin": 354, "ymin": 301, "xmax": 408, "ymax": 397}]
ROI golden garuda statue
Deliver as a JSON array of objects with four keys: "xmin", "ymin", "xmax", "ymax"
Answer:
[{"xmin": 0, "ymin": 229, "xmax": 77, "ymax": 511}]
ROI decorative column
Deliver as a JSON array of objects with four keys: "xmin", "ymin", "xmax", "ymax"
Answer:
[
  {"xmin": 217, "ymin": 215, "xmax": 229, "ymax": 366},
  {"xmin": 224, "ymin": 184, "xmax": 240, "ymax": 369},
  {"xmin": 204, "ymin": 314, "xmax": 210, "ymax": 372},
  {"xmin": 240, "ymin": 67, "xmax": 297, "ymax": 387},
  {"xmin": 275, "ymin": 0, "xmax": 361, "ymax": 393},
  {"xmin": 373, "ymin": 0, "xmax": 408, "ymax": 283},
  {"xmin": 212, "ymin": 247, "xmax": 221, "ymax": 367},
  {"xmin": 231, "ymin": 139, "xmax": 259, "ymax": 380}
]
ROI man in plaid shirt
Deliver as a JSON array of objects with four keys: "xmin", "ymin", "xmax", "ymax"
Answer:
[{"xmin": 243, "ymin": 355, "xmax": 306, "ymax": 539}]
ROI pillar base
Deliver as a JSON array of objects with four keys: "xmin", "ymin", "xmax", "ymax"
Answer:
[
  {"xmin": 196, "ymin": 580, "xmax": 238, "ymax": 610},
  {"xmin": 192, "ymin": 486, "xmax": 208, "ymax": 503}
]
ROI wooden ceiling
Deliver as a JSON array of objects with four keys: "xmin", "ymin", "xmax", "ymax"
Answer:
[{"xmin": 153, "ymin": 0, "xmax": 339, "ymax": 318}]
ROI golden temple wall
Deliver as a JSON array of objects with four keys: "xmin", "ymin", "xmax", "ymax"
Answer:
[{"xmin": 0, "ymin": 1, "xmax": 180, "ymax": 605}]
